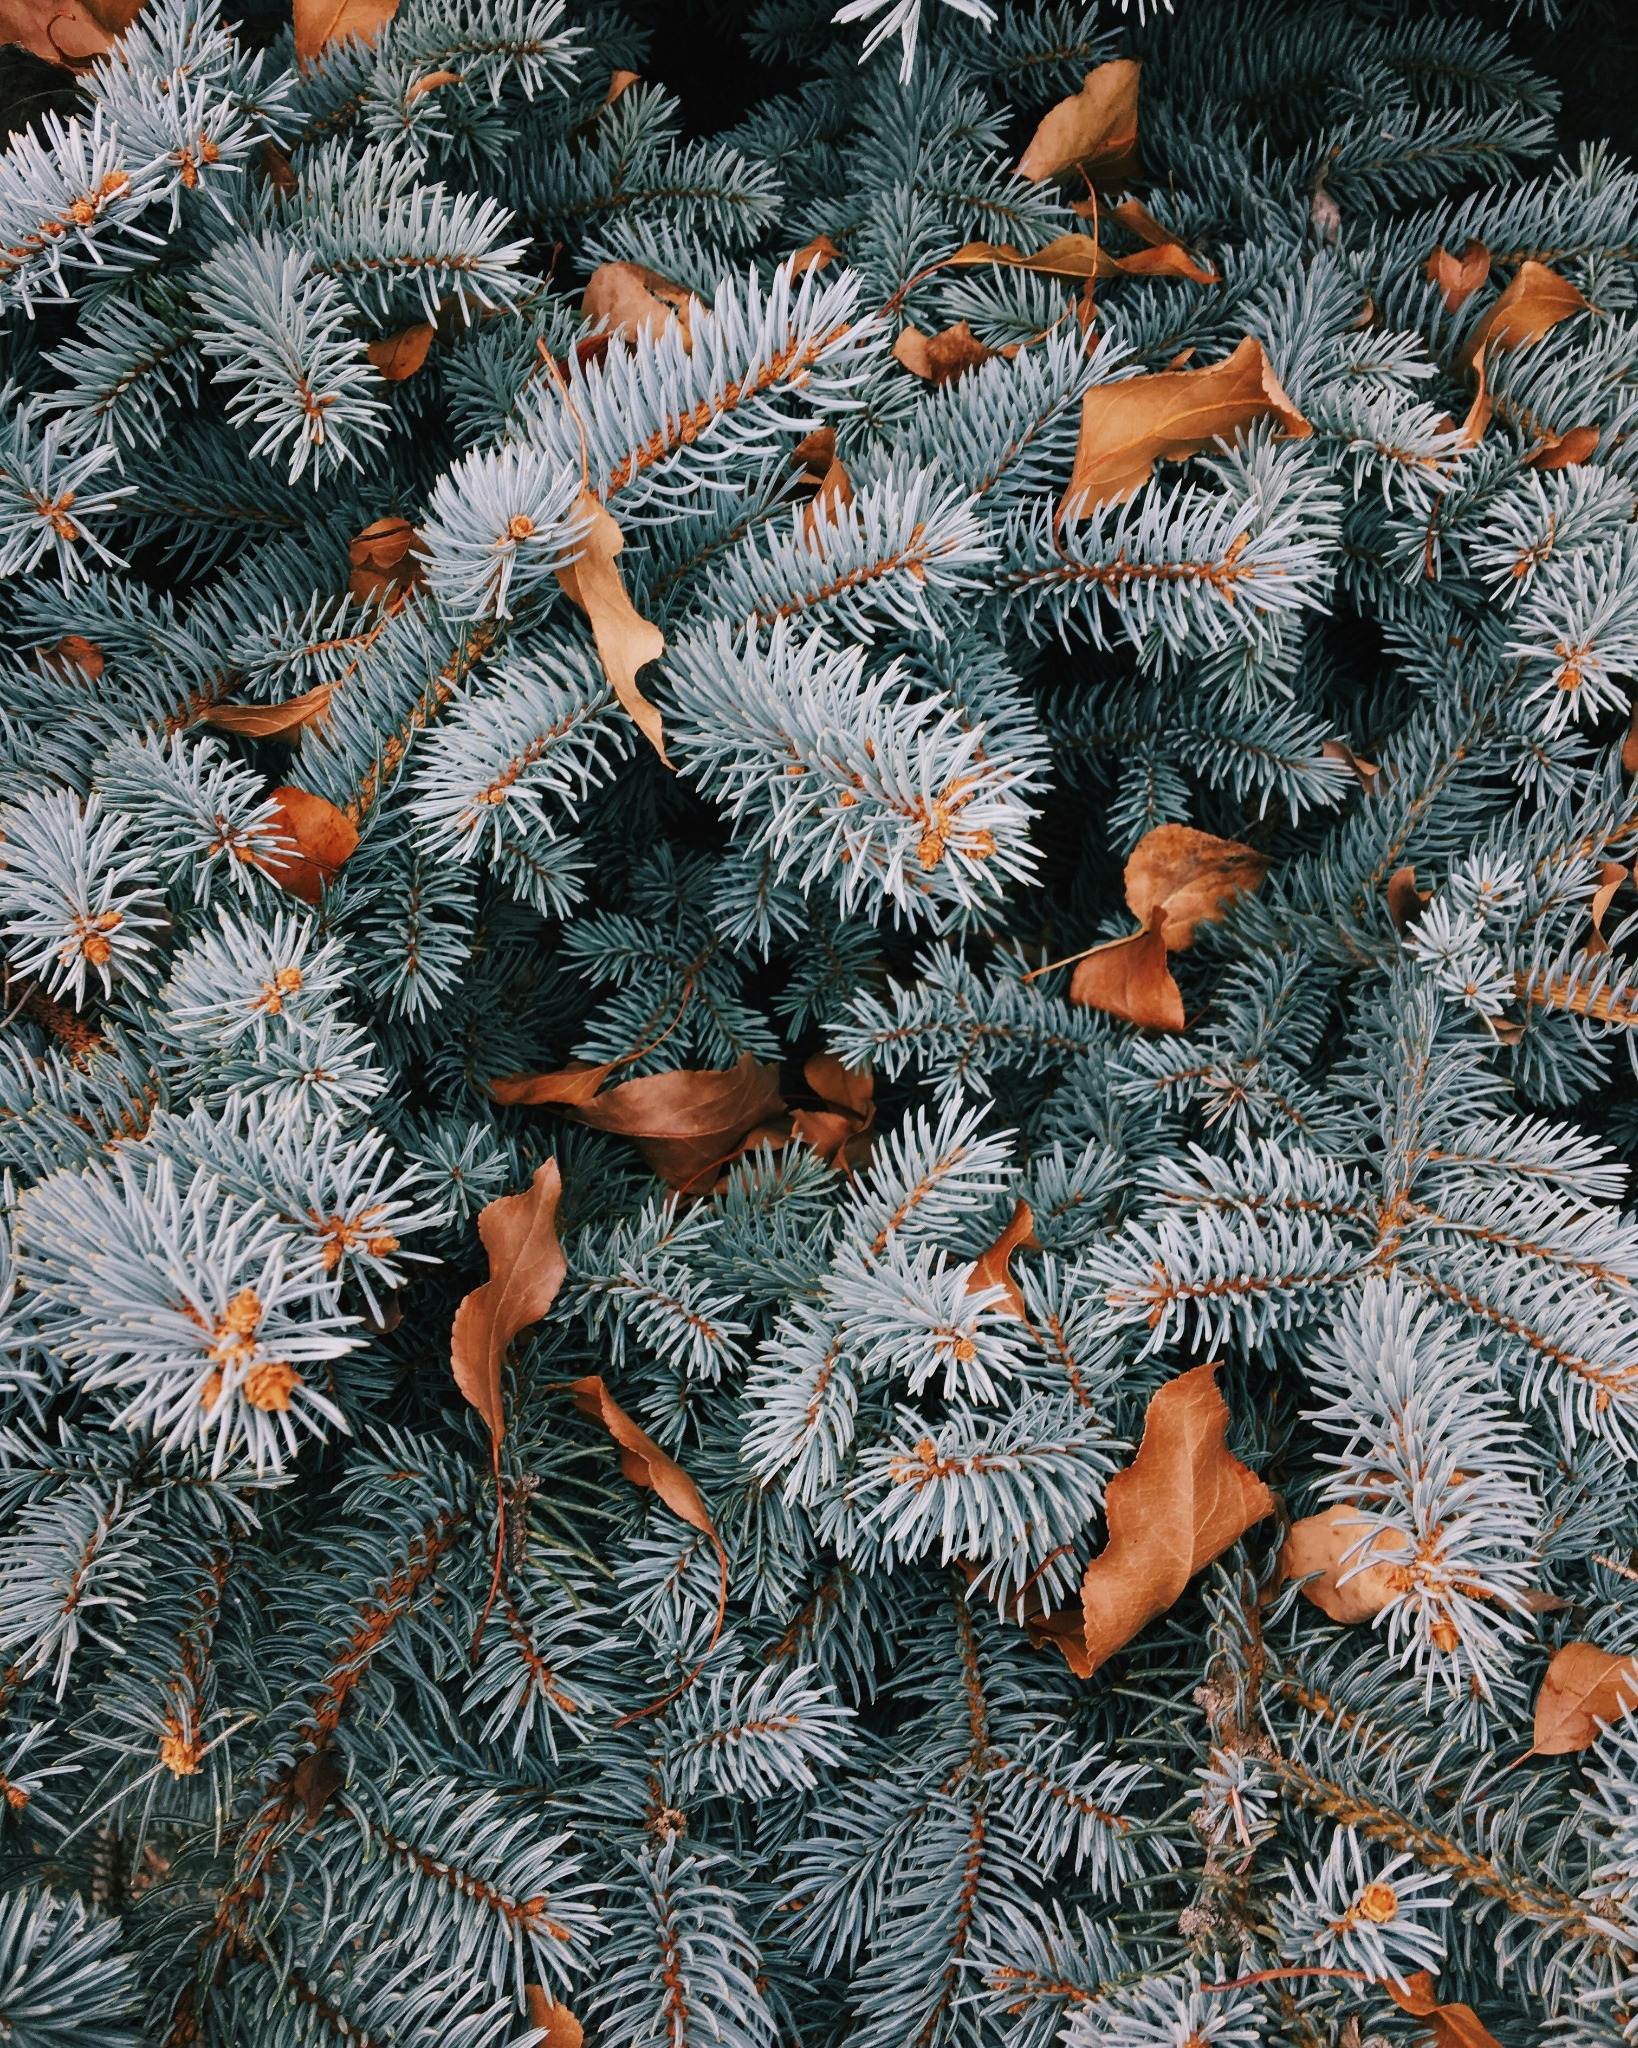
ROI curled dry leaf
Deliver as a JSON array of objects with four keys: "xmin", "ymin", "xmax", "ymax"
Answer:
[
  {"xmin": 551, "ymin": 1054, "xmax": 786, "ymax": 1195},
  {"xmin": 1458, "ymin": 259, "xmax": 1588, "ymax": 373},
  {"xmin": 555, "ymin": 493, "xmax": 667, "ymax": 762},
  {"xmin": 1124, "ymin": 824, "xmax": 1268, "ymax": 949},
  {"xmin": 449, "ymin": 1161, "xmax": 568, "ymax": 1461},
  {"xmin": 202, "ymin": 683, "xmax": 335, "ymax": 740},
  {"xmin": 35, "ymin": 634, "xmax": 104, "ymax": 681},
  {"xmin": 582, "ymin": 261, "xmax": 699, "ymax": 350},
  {"xmin": 1588, "ymin": 861, "xmax": 1628, "ymax": 954},
  {"xmin": 1031, "ymin": 1362, "xmax": 1273, "ymax": 1677},
  {"xmin": 892, "ymin": 320, "xmax": 1011, "ymax": 385},
  {"xmin": 790, "ymin": 232, "xmax": 842, "ymax": 276},
  {"xmin": 790, "ymin": 429, "xmax": 855, "ymax": 537},
  {"xmin": 1280, "ymin": 1504, "xmax": 1410, "ymax": 1623},
  {"xmin": 525, "ymin": 1986, "xmax": 584, "ymax": 2048},
  {"xmin": 490, "ymin": 1060, "xmax": 623, "ymax": 1109},
  {"xmin": 1016, "ymin": 58, "xmax": 1140, "ymax": 188},
  {"xmin": 366, "ymin": 322, "xmax": 435, "ymax": 381},
  {"xmin": 294, "ymin": 0, "xmax": 398, "ymax": 63},
  {"xmin": 1384, "ymin": 1973, "xmax": 1503, "ymax": 2048},
  {"xmin": 1528, "ymin": 423, "xmax": 1600, "ymax": 470},
  {"xmin": 1059, "ymin": 336, "xmax": 1310, "ymax": 517},
  {"xmin": 946, "ymin": 232, "xmax": 1214, "ymax": 287},
  {"xmin": 1070, "ymin": 926, "xmax": 1183, "ymax": 1032},
  {"xmin": 967, "ymin": 1199, "xmax": 1038, "ymax": 1321},
  {"xmin": 255, "ymin": 786, "xmax": 359, "ymax": 903},
  {"xmin": 1387, "ymin": 865, "xmax": 1433, "ymax": 931},
  {"xmin": 1101, "ymin": 199, "xmax": 1218, "ymax": 280},
  {"xmin": 1459, "ymin": 341, "xmax": 1492, "ymax": 446},
  {"xmin": 1426, "ymin": 239, "xmax": 1491, "ymax": 313},
  {"xmin": 1, "ymin": 0, "xmax": 142, "ymax": 67},
  {"xmin": 404, "ymin": 67, "xmax": 460, "ymax": 101},
  {"xmin": 604, "ymin": 66, "xmax": 640, "ymax": 104},
  {"xmin": 1322, "ymin": 738, "xmax": 1379, "ymax": 787},
  {"xmin": 791, "ymin": 1053, "xmax": 874, "ymax": 1171},
  {"xmin": 1532, "ymin": 1640, "xmax": 1638, "ymax": 1754},
  {"xmin": 349, "ymin": 516, "xmax": 426, "ymax": 609}
]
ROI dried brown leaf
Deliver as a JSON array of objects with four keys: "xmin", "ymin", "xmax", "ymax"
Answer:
[
  {"xmin": 201, "ymin": 684, "xmax": 335, "ymax": 740},
  {"xmin": 1059, "ymin": 336, "xmax": 1311, "ymax": 517},
  {"xmin": 294, "ymin": 0, "xmax": 397, "ymax": 62},
  {"xmin": 1069, "ymin": 927, "xmax": 1184, "ymax": 1032},
  {"xmin": 1528, "ymin": 424, "xmax": 1601, "ymax": 470},
  {"xmin": 290, "ymin": 1744, "xmax": 344, "ymax": 1829},
  {"xmin": 1383, "ymin": 1972, "xmax": 1504, "ymax": 2048},
  {"xmin": 1460, "ymin": 340, "xmax": 1492, "ymax": 446},
  {"xmin": 1322, "ymin": 738, "xmax": 1379, "ymax": 787},
  {"xmin": 1123, "ymin": 823, "xmax": 1268, "ymax": 949},
  {"xmin": 1016, "ymin": 58, "xmax": 1140, "ymax": 188},
  {"xmin": 1625, "ymin": 700, "xmax": 1638, "ymax": 778},
  {"xmin": 1533, "ymin": 1640, "xmax": 1638, "ymax": 1754},
  {"xmin": 892, "ymin": 320, "xmax": 1008, "ymax": 385},
  {"xmin": 489, "ymin": 1060, "xmax": 624, "ymax": 1108},
  {"xmin": 525, "ymin": 1987, "xmax": 585, "ymax": 2048},
  {"xmin": 348, "ymin": 515, "xmax": 426, "ymax": 609},
  {"xmin": 255, "ymin": 786, "xmax": 359, "ymax": 903},
  {"xmin": 262, "ymin": 139, "xmax": 299, "ymax": 193},
  {"xmin": 404, "ymin": 67, "xmax": 459, "ymax": 100},
  {"xmin": 1280, "ymin": 1504, "xmax": 1409, "ymax": 1623},
  {"xmin": 366, "ymin": 322, "xmax": 434, "ymax": 381},
  {"xmin": 790, "ymin": 233, "xmax": 843, "ymax": 276},
  {"xmin": 556, "ymin": 492, "xmax": 667, "ymax": 763},
  {"xmin": 571, "ymin": 1374, "xmax": 716, "ymax": 1540},
  {"xmin": 35, "ymin": 634, "xmax": 104, "ymax": 681},
  {"xmin": 0, "ymin": 0, "xmax": 141, "ymax": 66},
  {"xmin": 1425, "ymin": 239, "xmax": 1491, "ymax": 313},
  {"xmin": 450, "ymin": 1161, "xmax": 567, "ymax": 1457},
  {"xmin": 1459, "ymin": 260, "xmax": 1589, "ymax": 372},
  {"xmin": 968, "ymin": 1199, "xmax": 1038, "ymax": 1321},
  {"xmin": 604, "ymin": 66, "xmax": 640, "ymax": 105},
  {"xmin": 1388, "ymin": 865, "xmax": 1433, "ymax": 931},
  {"xmin": 1033, "ymin": 1363, "xmax": 1273, "ymax": 1676},
  {"xmin": 566, "ymin": 1054, "xmax": 787, "ymax": 1194},
  {"xmin": 1588, "ymin": 861, "xmax": 1627, "ymax": 954},
  {"xmin": 791, "ymin": 1053, "xmax": 874, "ymax": 1170},
  {"xmin": 582, "ymin": 261, "xmax": 699, "ymax": 350}
]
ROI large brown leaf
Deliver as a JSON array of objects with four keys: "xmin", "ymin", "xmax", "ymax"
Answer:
[
  {"xmin": 1384, "ymin": 1972, "xmax": 1504, "ymax": 2048},
  {"xmin": 1459, "ymin": 260, "xmax": 1588, "ymax": 372},
  {"xmin": 1016, "ymin": 59, "xmax": 1140, "ymax": 188},
  {"xmin": 525, "ymin": 1988, "xmax": 583, "ymax": 2048},
  {"xmin": 582, "ymin": 261, "xmax": 699, "ymax": 350},
  {"xmin": 1281, "ymin": 1504, "xmax": 1409, "ymax": 1623},
  {"xmin": 1070, "ymin": 926, "xmax": 1184, "ymax": 1032},
  {"xmin": 1033, "ymin": 1363, "xmax": 1273, "ymax": 1677},
  {"xmin": 254, "ymin": 786, "xmax": 359, "ymax": 903},
  {"xmin": 556, "ymin": 493, "xmax": 667, "ymax": 763},
  {"xmin": 1060, "ymin": 336, "xmax": 1310, "ymax": 517},
  {"xmin": 1124, "ymin": 824, "xmax": 1268, "ymax": 949},
  {"xmin": 1, "ymin": 0, "xmax": 142, "ymax": 66},
  {"xmin": 450, "ymin": 1162, "xmax": 567, "ymax": 1458},
  {"xmin": 564, "ymin": 1054, "xmax": 787, "ymax": 1195},
  {"xmin": 293, "ymin": 0, "xmax": 397, "ymax": 63},
  {"xmin": 1532, "ymin": 1640, "xmax": 1638, "ymax": 1754}
]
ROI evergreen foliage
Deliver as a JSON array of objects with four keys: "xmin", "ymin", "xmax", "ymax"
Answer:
[{"xmin": 1, "ymin": 1, "xmax": 1638, "ymax": 2045}]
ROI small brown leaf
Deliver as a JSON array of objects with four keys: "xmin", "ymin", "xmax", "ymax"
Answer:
[
  {"xmin": 35, "ymin": 634, "xmax": 104, "ymax": 682},
  {"xmin": 1459, "ymin": 260, "xmax": 1588, "ymax": 373},
  {"xmin": 1032, "ymin": 1363, "xmax": 1273, "ymax": 1676},
  {"xmin": 525, "ymin": 1987, "xmax": 584, "ymax": 2048},
  {"xmin": 293, "ymin": 0, "xmax": 397, "ymax": 62},
  {"xmin": 349, "ymin": 516, "xmax": 426, "ymax": 610},
  {"xmin": 1387, "ymin": 865, "xmax": 1433, "ymax": 931},
  {"xmin": 255, "ymin": 787, "xmax": 359, "ymax": 903},
  {"xmin": 582, "ymin": 261, "xmax": 699, "ymax": 350},
  {"xmin": 261, "ymin": 139, "xmax": 299, "ymax": 194},
  {"xmin": 1323, "ymin": 738, "xmax": 1379, "ymax": 787},
  {"xmin": 791, "ymin": 1053, "xmax": 874, "ymax": 1171},
  {"xmin": 555, "ymin": 493, "xmax": 667, "ymax": 762},
  {"xmin": 0, "ymin": 0, "xmax": 143, "ymax": 67},
  {"xmin": 790, "ymin": 233, "xmax": 843, "ymax": 276},
  {"xmin": 947, "ymin": 234, "xmax": 1105, "ymax": 281},
  {"xmin": 289, "ymin": 1744, "xmax": 344, "ymax": 1829},
  {"xmin": 564, "ymin": 1054, "xmax": 787, "ymax": 1195},
  {"xmin": 1528, "ymin": 423, "xmax": 1600, "ymax": 470},
  {"xmin": 1016, "ymin": 58, "xmax": 1140, "ymax": 188},
  {"xmin": 604, "ymin": 67, "xmax": 640, "ymax": 105},
  {"xmin": 1588, "ymin": 861, "xmax": 1627, "ymax": 954},
  {"xmin": 572, "ymin": 1375, "xmax": 716, "ymax": 1541},
  {"xmin": 803, "ymin": 455, "xmax": 854, "ymax": 540},
  {"xmin": 1459, "ymin": 340, "xmax": 1492, "ymax": 446},
  {"xmin": 1533, "ymin": 1640, "xmax": 1638, "ymax": 1754},
  {"xmin": 1426, "ymin": 239, "xmax": 1491, "ymax": 313},
  {"xmin": 892, "ymin": 320, "xmax": 1008, "ymax": 385},
  {"xmin": 1123, "ymin": 824, "xmax": 1268, "ymax": 950},
  {"xmin": 490, "ymin": 1060, "xmax": 624, "ymax": 1108},
  {"xmin": 201, "ymin": 684, "xmax": 335, "ymax": 740},
  {"xmin": 1059, "ymin": 336, "xmax": 1310, "ymax": 517},
  {"xmin": 1069, "ymin": 926, "xmax": 1184, "ymax": 1032},
  {"xmin": 450, "ymin": 1162, "xmax": 567, "ymax": 1459},
  {"xmin": 968, "ymin": 1199, "xmax": 1038, "ymax": 1321},
  {"xmin": 1383, "ymin": 1973, "xmax": 1503, "ymax": 2048},
  {"xmin": 405, "ymin": 67, "xmax": 460, "ymax": 100},
  {"xmin": 1281, "ymin": 1505, "xmax": 1410, "ymax": 1623},
  {"xmin": 366, "ymin": 322, "xmax": 434, "ymax": 381}
]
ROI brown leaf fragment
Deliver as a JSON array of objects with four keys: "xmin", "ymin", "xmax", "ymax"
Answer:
[
  {"xmin": 289, "ymin": 1744, "xmax": 344, "ymax": 1829},
  {"xmin": 255, "ymin": 786, "xmax": 359, "ymax": 903},
  {"xmin": 366, "ymin": 322, "xmax": 434, "ymax": 381},
  {"xmin": 1322, "ymin": 738, "xmax": 1379, "ymax": 787},
  {"xmin": 525, "ymin": 1987, "xmax": 585, "ymax": 2048},
  {"xmin": 947, "ymin": 235, "xmax": 1107, "ymax": 281},
  {"xmin": 1059, "ymin": 336, "xmax": 1311, "ymax": 517},
  {"xmin": 405, "ymin": 67, "xmax": 459, "ymax": 101},
  {"xmin": 1033, "ymin": 1363, "xmax": 1274, "ymax": 1677},
  {"xmin": 967, "ymin": 1199, "xmax": 1038, "ymax": 1321},
  {"xmin": 571, "ymin": 1375, "xmax": 716, "ymax": 1541},
  {"xmin": 348, "ymin": 516, "xmax": 426, "ymax": 610},
  {"xmin": 1426, "ymin": 239, "xmax": 1491, "ymax": 313},
  {"xmin": 1387, "ymin": 865, "xmax": 1433, "ymax": 931},
  {"xmin": 450, "ymin": 1161, "xmax": 567, "ymax": 1458},
  {"xmin": 1016, "ymin": 58, "xmax": 1140, "ymax": 188},
  {"xmin": 1459, "ymin": 260, "xmax": 1589, "ymax": 373},
  {"xmin": 1070, "ymin": 926, "xmax": 1184, "ymax": 1032},
  {"xmin": 555, "ymin": 493, "xmax": 667, "ymax": 762},
  {"xmin": 202, "ymin": 684, "xmax": 335, "ymax": 740},
  {"xmin": 1123, "ymin": 824, "xmax": 1268, "ymax": 949},
  {"xmin": 582, "ymin": 261, "xmax": 699, "ymax": 350},
  {"xmin": 35, "ymin": 634, "xmax": 104, "ymax": 681},
  {"xmin": 261, "ymin": 139, "xmax": 298, "ymax": 193},
  {"xmin": 1533, "ymin": 1640, "xmax": 1638, "ymax": 1754},
  {"xmin": 892, "ymin": 320, "xmax": 1009, "ymax": 385},
  {"xmin": 791, "ymin": 427, "xmax": 836, "ymax": 480},
  {"xmin": 490, "ymin": 1060, "xmax": 624, "ymax": 1108},
  {"xmin": 604, "ymin": 66, "xmax": 640, "ymax": 105},
  {"xmin": 790, "ymin": 232, "xmax": 842, "ymax": 276},
  {"xmin": 1624, "ymin": 699, "xmax": 1638, "ymax": 778},
  {"xmin": 1, "ymin": 0, "xmax": 143, "ymax": 67},
  {"xmin": 1588, "ymin": 861, "xmax": 1628, "ymax": 954},
  {"xmin": 1459, "ymin": 340, "xmax": 1492, "ymax": 446},
  {"xmin": 1384, "ymin": 1973, "xmax": 1504, "ymax": 2048},
  {"xmin": 791, "ymin": 1053, "xmax": 874, "ymax": 1171},
  {"xmin": 294, "ymin": 0, "xmax": 397, "ymax": 63},
  {"xmin": 566, "ymin": 1054, "xmax": 787, "ymax": 1194},
  {"xmin": 1280, "ymin": 1504, "xmax": 1409, "ymax": 1623},
  {"xmin": 1528, "ymin": 423, "xmax": 1601, "ymax": 470},
  {"xmin": 802, "ymin": 455, "xmax": 854, "ymax": 540}
]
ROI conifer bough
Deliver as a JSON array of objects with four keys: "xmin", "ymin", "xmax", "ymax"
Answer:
[{"xmin": 2, "ymin": 0, "xmax": 1638, "ymax": 2044}]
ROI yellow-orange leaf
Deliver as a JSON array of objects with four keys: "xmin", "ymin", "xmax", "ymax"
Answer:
[
  {"xmin": 1281, "ymin": 1504, "xmax": 1409, "ymax": 1623},
  {"xmin": 892, "ymin": 320, "xmax": 1008, "ymax": 385},
  {"xmin": 1387, "ymin": 865, "xmax": 1433, "ymax": 930},
  {"xmin": 562, "ymin": 1054, "xmax": 786, "ymax": 1195},
  {"xmin": 1384, "ymin": 1972, "xmax": 1504, "ymax": 2048},
  {"xmin": 450, "ymin": 1162, "xmax": 567, "ymax": 1459},
  {"xmin": 1532, "ymin": 1640, "xmax": 1638, "ymax": 1754},
  {"xmin": 1070, "ymin": 927, "xmax": 1184, "ymax": 1032},
  {"xmin": 1425, "ymin": 239, "xmax": 1491, "ymax": 313},
  {"xmin": 294, "ymin": 0, "xmax": 397, "ymax": 62},
  {"xmin": 349, "ymin": 516, "xmax": 426, "ymax": 610},
  {"xmin": 1459, "ymin": 259, "xmax": 1588, "ymax": 372},
  {"xmin": 1060, "ymin": 336, "xmax": 1310, "ymax": 517},
  {"xmin": 967, "ymin": 1199, "xmax": 1038, "ymax": 1321},
  {"xmin": 791, "ymin": 1053, "xmax": 874, "ymax": 1171},
  {"xmin": 582, "ymin": 261, "xmax": 699, "ymax": 350},
  {"xmin": 790, "ymin": 232, "xmax": 843, "ymax": 276},
  {"xmin": 1033, "ymin": 1363, "xmax": 1273, "ymax": 1677},
  {"xmin": 1123, "ymin": 824, "xmax": 1268, "ymax": 949},
  {"xmin": 256, "ymin": 786, "xmax": 359, "ymax": 903},
  {"xmin": 366, "ymin": 322, "xmax": 434, "ymax": 381},
  {"xmin": 604, "ymin": 67, "xmax": 640, "ymax": 105},
  {"xmin": 202, "ymin": 684, "xmax": 335, "ymax": 740},
  {"xmin": 1016, "ymin": 58, "xmax": 1140, "ymax": 188},
  {"xmin": 0, "ymin": 0, "xmax": 142, "ymax": 66},
  {"xmin": 525, "ymin": 1987, "xmax": 583, "ymax": 2048},
  {"xmin": 556, "ymin": 493, "xmax": 667, "ymax": 763}
]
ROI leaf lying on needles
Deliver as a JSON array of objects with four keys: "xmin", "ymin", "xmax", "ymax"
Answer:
[
  {"xmin": 349, "ymin": 516, "xmax": 426, "ymax": 610},
  {"xmin": 289, "ymin": 1743, "xmax": 344, "ymax": 1829},
  {"xmin": 582, "ymin": 260, "xmax": 699, "ymax": 349},
  {"xmin": 366, "ymin": 322, "xmax": 434, "ymax": 381},
  {"xmin": 790, "ymin": 232, "xmax": 842, "ymax": 276},
  {"xmin": 1529, "ymin": 423, "xmax": 1601, "ymax": 470},
  {"xmin": 1059, "ymin": 336, "xmax": 1310, "ymax": 517},
  {"xmin": 1532, "ymin": 1640, "xmax": 1638, "ymax": 1754},
  {"xmin": 967, "ymin": 1199, "xmax": 1038, "ymax": 1321},
  {"xmin": 1071, "ymin": 927, "xmax": 1183, "ymax": 1032},
  {"xmin": 523, "ymin": 1054, "xmax": 786, "ymax": 1195},
  {"xmin": 1016, "ymin": 58, "xmax": 1140, "ymax": 187},
  {"xmin": 1384, "ymin": 1972, "xmax": 1504, "ymax": 2048},
  {"xmin": 892, "ymin": 320, "xmax": 1011, "ymax": 385},
  {"xmin": 1458, "ymin": 260, "xmax": 1588, "ymax": 373},
  {"xmin": 556, "ymin": 493, "xmax": 667, "ymax": 762},
  {"xmin": 1030, "ymin": 1362, "xmax": 1273, "ymax": 1677},
  {"xmin": 202, "ymin": 684, "xmax": 335, "ymax": 740},
  {"xmin": 35, "ymin": 634, "xmax": 104, "ymax": 680},
  {"xmin": 790, "ymin": 428, "xmax": 855, "ymax": 536},
  {"xmin": 450, "ymin": 1161, "xmax": 567, "ymax": 1462},
  {"xmin": 1281, "ymin": 1504, "xmax": 1410, "ymax": 1623},
  {"xmin": 1387, "ymin": 865, "xmax": 1433, "ymax": 930},
  {"xmin": 945, "ymin": 230, "xmax": 1215, "ymax": 287},
  {"xmin": 1588, "ymin": 861, "xmax": 1628, "ymax": 954},
  {"xmin": 254, "ymin": 786, "xmax": 359, "ymax": 902},
  {"xmin": 1426, "ymin": 239, "xmax": 1491, "ymax": 313},
  {"xmin": 525, "ymin": 1987, "xmax": 584, "ymax": 2048},
  {"xmin": 791, "ymin": 1053, "xmax": 874, "ymax": 1171},
  {"xmin": 294, "ymin": 0, "xmax": 397, "ymax": 62},
  {"xmin": 2, "ymin": 0, "xmax": 142, "ymax": 67},
  {"xmin": 1322, "ymin": 738, "xmax": 1379, "ymax": 787}
]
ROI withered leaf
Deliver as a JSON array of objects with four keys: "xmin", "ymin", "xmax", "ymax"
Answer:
[
  {"xmin": 892, "ymin": 320, "xmax": 1010, "ymax": 385},
  {"xmin": 572, "ymin": 1375, "xmax": 716, "ymax": 1541},
  {"xmin": 967, "ymin": 1199, "xmax": 1038, "ymax": 1321},
  {"xmin": 1033, "ymin": 1362, "xmax": 1273, "ymax": 1677},
  {"xmin": 202, "ymin": 684, "xmax": 335, "ymax": 740},
  {"xmin": 1384, "ymin": 1972, "xmax": 1504, "ymax": 2048},
  {"xmin": 0, "ymin": 0, "xmax": 141, "ymax": 67},
  {"xmin": 1323, "ymin": 738, "xmax": 1380, "ymax": 787},
  {"xmin": 1124, "ymin": 823, "xmax": 1268, "ymax": 950},
  {"xmin": 582, "ymin": 261, "xmax": 699, "ymax": 350},
  {"xmin": 293, "ymin": 0, "xmax": 397, "ymax": 63},
  {"xmin": 1532, "ymin": 1640, "xmax": 1638, "ymax": 1754},
  {"xmin": 450, "ymin": 1161, "xmax": 567, "ymax": 1460},
  {"xmin": 1528, "ymin": 423, "xmax": 1600, "ymax": 470},
  {"xmin": 349, "ymin": 516, "xmax": 426, "ymax": 610},
  {"xmin": 256, "ymin": 786, "xmax": 359, "ymax": 903},
  {"xmin": 557, "ymin": 492, "xmax": 667, "ymax": 762},
  {"xmin": 946, "ymin": 232, "xmax": 1212, "ymax": 287},
  {"xmin": 1070, "ymin": 926, "xmax": 1184, "ymax": 1032},
  {"xmin": 791, "ymin": 1052, "xmax": 874, "ymax": 1171},
  {"xmin": 1387, "ymin": 865, "xmax": 1433, "ymax": 931},
  {"xmin": 1459, "ymin": 260, "xmax": 1588, "ymax": 372},
  {"xmin": 404, "ymin": 67, "xmax": 460, "ymax": 101},
  {"xmin": 1059, "ymin": 336, "xmax": 1311, "ymax": 517},
  {"xmin": 790, "ymin": 232, "xmax": 843, "ymax": 276},
  {"xmin": 1426, "ymin": 239, "xmax": 1491, "ymax": 313},
  {"xmin": 1589, "ymin": 861, "xmax": 1627, "ymax": 954},
  {"xmin": 604, "ymin": 66, "xmax": 640, "ymax": 105},
  {"xmin": 1624, "ymin": 700, "xmax": 1638, "ymax": 778},
  {"xmin": 525, "ymin": 1987, "xmax": 584, "ymax": 2048},
  {"xmin": 1460, "ymin": 340, "xmax": 1492, "ymax": 446},
  {"xmin": 366, "ymin": 322, "xmax": 434, "ymax": 381},
  {"xmin": 1016, "ymin": 58, "xmax": 1140, "ymax": 188},
  {"xmin": 36, "ymin": 634, "xmax": 104, "ymax": 681},
  {"xmin": 1281, "ymin": 1504, "xmax": 1409, "ymax": 1623},
  {"xmin": 262, "ymin": 140, "xmax": 299, "ymax": 194},
  {"xmin": 562, "ymin": 1054, "xmax": 787, "ymax": 1195},
  {"xmin": 491, "ymin": 1060, "xmax": 624, "ymax": 1108},
  {"xmin": 290, "ymin": 1744, "xmax": 344, "ymax": 1829}
]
